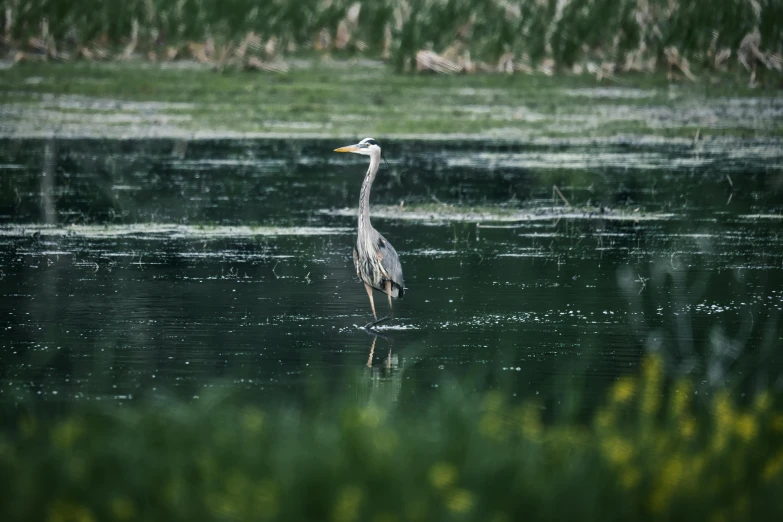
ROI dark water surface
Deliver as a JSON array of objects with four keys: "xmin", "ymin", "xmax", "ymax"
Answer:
[{"xmin": 1, "ymin": 138, "xmax": 782, "ymax": 405}]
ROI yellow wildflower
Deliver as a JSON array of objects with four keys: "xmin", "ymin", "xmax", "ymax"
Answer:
[
  {"xmin": 753, "ymin": 391, "xmax": 771, "ymax": 412},
  {"xmin": 711, "ymin": 432, "xmax": 727, "ymax": 454},
  {"xmin": 601, "ymin": 436, "xmax": 633, "ymax": 466},
  {"xmin": 647, "ymin": 456, "xmax": 685, "ymax": 513},
  {"xmin": 660, "ymin": 458, "xmax": 684, "ymax": 488},
  {"xmin": 517, "ymin": 404, "xmax": 542, "ymax": 440},
  {"xmin": 733, "ymin": 413, "xmax": 757, "ymax": 442},
  {"xmin": 445, "ymin": 489, "xmax": 474, "ymax": 514},
  {"xmin": 653, "ymin": 433, "xmax": 673, "ymax": 455},
  {"xmin": 610, "ymin": 376, "xmax": 636, "ymax": 404},
  {"xmin": 679, "ymin": 417, "xmax": 697, "ymax": 440},
  {"xmin": 429, "ymin": 462, "xmax": 457, "ymax": 490},
  {"xmin": 642, "ymin": 355, "xmax": 663, "ymax": 388},
  {"xmin": 642, "ymin": 389, "xmax": 662, "ymax": 419},
  {"xmin": 711, "ymin": 392, "xmax": 734, "ymax": 453},
  {"xmin": 332, "ymin": 486, "xmax": 363, "ymax": 522},
  {"xmin": 713, "ymin": 391, "xmax": 734, "ymax": 428},
  {"xmin": 641, "ymin": 356, "xmax": 663, "ymax": 419},
  {"xmin": 763, "ymin": 451, "xmax": 783, "ymax": 482},
  {"xmin": 688, "ymin": 455, "xmax": 706, "ymax": 479},
  {"xmin": 669, "ymin": 379, "xmax": 692, "ymax": 417},
  {"xmin": 480, "ymin": 413, "xmax": 506, "ymax": 440}
]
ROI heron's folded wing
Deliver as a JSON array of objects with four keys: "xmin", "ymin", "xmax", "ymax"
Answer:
[{"xmin": 377, "ymin": 233, "xmax": 404, "ymax": 296}]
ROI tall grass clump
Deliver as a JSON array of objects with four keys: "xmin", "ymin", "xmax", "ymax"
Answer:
[
  {"xmin": 1, "ymin": 0, "xmax": 781, "ymax": 79},
  {"xmin": 1, "ymin": 354, "xmax": 782, "ymax": 521}
]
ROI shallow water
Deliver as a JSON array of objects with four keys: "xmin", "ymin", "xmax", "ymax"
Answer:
[{"xmin": 1, "ymin": 138, "xmax": 782, "ymax": 405}]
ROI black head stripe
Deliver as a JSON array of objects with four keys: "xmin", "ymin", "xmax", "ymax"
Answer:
[{"xmin": 366, "ymin": 139, "xmax": 378, "ymax": 146}]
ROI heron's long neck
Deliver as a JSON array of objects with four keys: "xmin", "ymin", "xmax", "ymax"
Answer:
[{"xmin": 358, "ymin": 153, "xmax": 380, "ymax": 234}]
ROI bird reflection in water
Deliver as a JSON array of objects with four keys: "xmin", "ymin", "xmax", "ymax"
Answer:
[{"xmin": 360, "ymin": 331, "xmax": 404, "ymax": 405}]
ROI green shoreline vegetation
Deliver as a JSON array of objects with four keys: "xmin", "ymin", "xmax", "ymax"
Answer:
[
  {"xmin": 1, "ymin": 62, "xmax": 782, "ymax": 139},
  {"xmin": 1, "ymin": 1, "xmax": 782, "ymax": 138},
  {"xmin": 2, "ymin": 0, "xmax": 782, "ymax": 78},
  {"xmin": 2, "ymin": 355, "xmax": 783, "ymax": 521}
]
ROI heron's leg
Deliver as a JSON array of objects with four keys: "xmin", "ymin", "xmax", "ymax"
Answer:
[
  {"xmin": 385, "ymin": 280, "xmax": 393, "ymax": 318},
  {"xmin": 364, "ymin": 282, "xmax": 377, "ymax": 320},
  {"xmin": 365, "ymin": 283, "xmax": 393, "ymax": 329},
  {"xmin": 366, "ymin": 316, "xmax": 391, "ymax": 329},
  {"xmin": 367, "ymin": 335, "xmax": 376, "ymax": 368}
]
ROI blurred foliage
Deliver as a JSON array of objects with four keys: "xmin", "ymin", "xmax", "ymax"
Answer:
[
  {"xmin": 1, "ymin": 355, "xmax": 783, "ymax": 521},
  {"xmin": 1, "ymin": 0, "xmax": 781, "ymax": 75}
]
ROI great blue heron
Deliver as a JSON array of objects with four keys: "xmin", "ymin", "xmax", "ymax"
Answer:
[{"xmin": 334, "ymin": 138, "xmax": 404, "ymax": 328}]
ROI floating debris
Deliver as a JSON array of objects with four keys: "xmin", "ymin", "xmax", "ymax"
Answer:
[{"xmin": 416, "ymin": 49, "xmax": 463, "ymax": 75}]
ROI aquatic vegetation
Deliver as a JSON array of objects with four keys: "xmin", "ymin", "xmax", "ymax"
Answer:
[
  {"xmin": 2, "ymin": 1, "xmax": 781, "ymax": 81},
  {"xmin": 2, "ymin": 62, "xmax": 781, "ymax": 140},
  {"xmin": 1, "ymin": 355, "xmax": 782, "ymax": 521},
  {"xmin": 322, "ymin": 204, "xmax": 678, "ymax": 223}
]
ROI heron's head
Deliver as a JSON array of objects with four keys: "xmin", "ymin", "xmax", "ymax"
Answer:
[{"xmin": 334, "ymin": 137, "xmax": 380, "ymax": 156}]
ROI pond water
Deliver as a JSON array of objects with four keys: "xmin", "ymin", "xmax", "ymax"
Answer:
[{"xmin": 1, "ymin": 137, "xmax": 782, "ymax": 406}]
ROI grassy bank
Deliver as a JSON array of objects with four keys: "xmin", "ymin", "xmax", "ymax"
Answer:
[
  {"xmin": 1, "ymin": 356, "xmax": 782, "ymax": 521},
  {"xmin": 1, "ymin": 61, "xmax": 781, "ymax": 139},
  {"xmin": 2, "ymin": 0, "xmax": 782, "ymax": 80}
]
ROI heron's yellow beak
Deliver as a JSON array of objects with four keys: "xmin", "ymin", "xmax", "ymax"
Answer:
[{"xmin": 334, "ymin": 145, "xmax": 360, "ymax": 153}]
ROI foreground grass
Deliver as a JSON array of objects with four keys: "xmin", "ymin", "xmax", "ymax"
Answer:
[
  {"xmin": 1, "ymin": 61, "xmax": 781, "ymax": 139},
  {"xmin": 1, "ymin": 356, "xmax": 782, "ymax": 521}
]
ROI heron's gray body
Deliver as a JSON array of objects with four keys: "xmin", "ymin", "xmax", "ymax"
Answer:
[
  {"xmin": 353, "ymin": 148, "xmax": 404, "ymax": 298},
  {"xmin": 353, "ymin": 231, "xmax": 404, "ymax": 298},
  {"xmin": 334, "ymin": 137, "xmax": 403, "ymax": 327}
]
